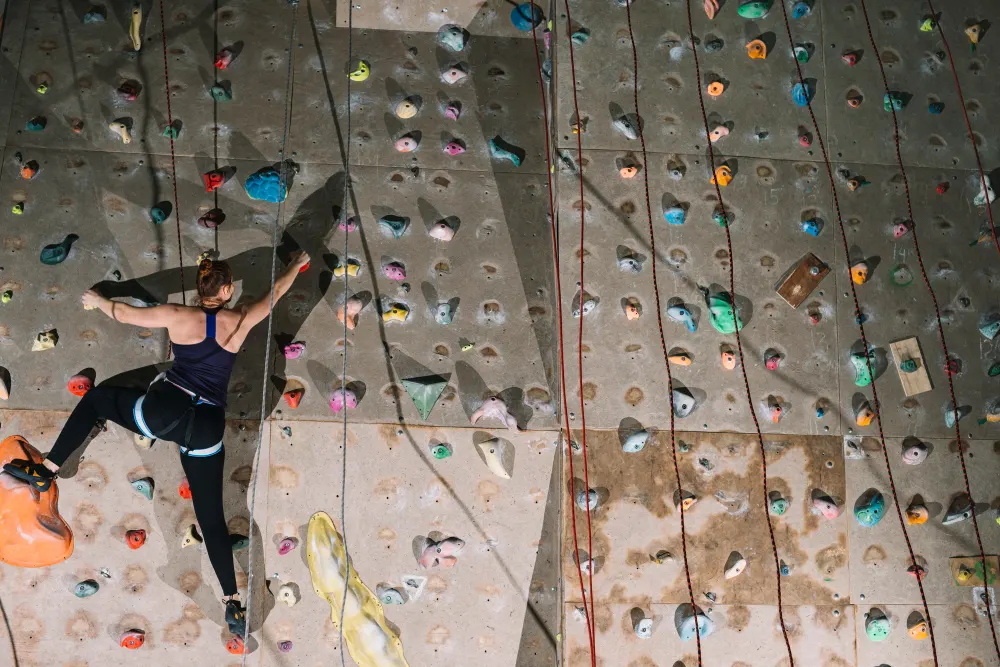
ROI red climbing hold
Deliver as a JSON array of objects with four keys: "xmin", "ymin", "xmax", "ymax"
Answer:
[
  {"xmin": 120, "ymin": 630, "xmax": 145, "ymax": 650},
  {"xmin": 944, "ymin": 358, "xmax": 960, "ymax": 376},
  {"xmin": 283, "ymin": 388, "xmax": 304, "ymax": 409},
  {"xmin": 226, "ymin": 636, "xmax": 246, "ymax": 655},
  {"xmin": 178, "ymin": 478, "xmax": 192, "ymax": 499},
  {"xmin": 764, "ymin": 351, "xmax": 781, "ymax": 371},
  {"xmin": 117, "ymin": 81, "xmax": 140, "ymax": 101},
  {"xmin": 799, "ymin": 132, "xmax": 812, "ymax": 147},
  {"xmin": 67, "ymin": 374, "xmax": 92, "ymax": 397},
  {"xmin": 841, "ymin": 52, "xmax": 858, "ymax": 66},
  {"xmin": 936, "ymin": 182, "xmax": 949, "ymax": 194},
  {"xmin": 215, "ymin": 47, "xmax": 235, "ymax": 70},
  {"xmin": 202, "ymin": 169, "xmax": 227, "ymax": 192},
  {"xmin": 298, "ymin": 262, "xmax": 310, "ymax": 273},
  {"xmin": 126, "ymin": 529, "xmax": 146, "ymax": 549},
  {"xmin": 197, "ymin": 209, "xmax": 225, "ymax": 229}
]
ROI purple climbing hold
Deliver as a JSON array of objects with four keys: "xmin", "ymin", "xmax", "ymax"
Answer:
[
  {"xmin": 445, "ymin": 102, "xmax": 461, "ymax": 120},
  {"xmin": 278, "ymin": 640, "xmax": 293, "ymax": 653}
]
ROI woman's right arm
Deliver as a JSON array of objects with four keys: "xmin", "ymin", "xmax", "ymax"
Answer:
[{"xmin": 243, "ymin": 251, "xmax": 311, "ymax": 328}]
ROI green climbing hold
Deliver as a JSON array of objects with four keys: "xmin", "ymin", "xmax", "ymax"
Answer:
[
  {"xmin": 74, "ymin": 580, "xmax": 99, "ymax": 598},
  {"xmin": 162, "ymin": 122, "xmax": 181, "ymax": 139},
  {"xmin": 737, "ymin": 0, "xmax": 772, "ymax": 19},
  {"xmin": 989, "ymin": 362, "xmax": 1000, "ymax": 377},
  {"xmin": 865, "ymin": 613, "xmax": 890, "ymax": 641},
  {"xmin": 713, "ymin": 208, "xmax": 732, "ymax": 227},
  {"xmin": 883, "ymin": 92, "xmax": 905, "ymax": 112},
  {"xmin": 401, "ymin": 375, "xmax": 449, "ymax": 421},
  {"xmin": 150, "ymin": 202, "xmax": 171, "ymax": 224},
  {"xmin": 1, "ymin": 290, "xmax": 12, "ymax": 303},
  {"xmin": 131, "ymin": 477, "xmax": 154, "ymax": 500},
  {"xmin": 889, "ymin": 264, "xmax": 913, "ymax": 286},
  {"xmin": 699, "ymin": 286, "xmax": 743, "ymax": 334},
  {"xmin": 230, "ymin": 534, "xmax": 250, "ymax": 551},
  {"xmin": 431, "ymin": 443, "xmax": 452, "ymax": 459},
  {"xmin": 770, "ymin": 498, "xmax": 789, "ymax": 516},
  {"xmin": 378, "ymin": 214, "xmax": 410, "ymax": 239},
  {"xmin": 850, "ymin": 347, "xmax": 878, "ymax": 386},
  {"xmin": 793, "ymin": 45, "xmax": 811, "ymax": 63},
  {"xmin": 899, "ymin": 359, "xmax": 917, "ymax": 373},
  {"xmin": 210, "ymin": 83, "xmax": 232, "ymax": 102},
  {"xmin": 489, "ymin": 136, "xmax": 523, "ymax": 167},
  {"xmin": 40, "ymin": 234, "xmax": 79, "ymax": 265}
]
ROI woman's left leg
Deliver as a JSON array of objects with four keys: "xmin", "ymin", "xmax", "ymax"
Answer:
[{"xmin": 179, "ymin": 446, "xmax": 239, "ymax": 597}]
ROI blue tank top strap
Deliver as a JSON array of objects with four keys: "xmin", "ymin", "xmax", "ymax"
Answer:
[{"xmin": 205, "ymin": 309, "xmax": 216, "ymax": 339}]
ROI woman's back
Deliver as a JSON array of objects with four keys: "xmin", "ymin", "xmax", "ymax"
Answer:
[{"xmin": 166, "ymin": 307, "xmax": 240, "ymax": 407}]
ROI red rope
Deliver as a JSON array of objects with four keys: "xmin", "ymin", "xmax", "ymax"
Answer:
[
  {"xmin": 530, "ymin": 11, "xmax": 597, "ymax": 663},
  {"xmin": 624, "ymin": 2, "xmax": 702, "ymax": 663},
  {"xmin": 859, "ymin": 1, "xmax": 1000, "ymax": 661},
  {"xmin": 925, "ymin": 1, "xmax": 999, "ymax": 256},
  {"xmin": 158, "ymin": 0, "xmax": 185, "ymax": 305},
  {"xmin": 561, "ymin": 0, "xmax": 597, "ymax": 657},
  {"xmin": 685, "ymin": 3, "xmax": 794, "ymax": 663},
  {"xmin": 776, "ymin": 3, "xmax": 939, "ymax": 664}
]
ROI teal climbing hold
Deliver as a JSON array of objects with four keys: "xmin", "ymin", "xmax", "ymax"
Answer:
[
  {"xmin": 510, "ymin": 2, "xmax": 542, "ymax": 31},
  {"xmin": 793, "ymin": 45, "xmax": 811, "ymax": 63},
  {"xmin": 230, "ymin": 534, "xmax": 250, "ymax": 551},
  {"xmin": 210, "ymin": 84, "xmax": 232, "ymax": 102},
  {"xmin": 770, "ymin": 497, "xmax": 789, "ymax": 516},
  {"xmin": 899, "ymin": 359, "xmax": 917, "ymax": 373},
  {"xmin": 74, "ymin": 580, "xmax": 99, "ymax": 598},
  {"xmin": 865, "ymin": 613, "xmax": 890, "ymax": 641},
  {"xmin": 664, "ymin": 206, "xmax": 686, "ymax": 225},
  {"xmin": 489, "ymin": 136, "xmax": 523, "ymax": 167},
  {"xmin": 150, "ymin": 203, "xmax": 171, "ymax": 224},
  {"xmin": 792, "ymin": 82, "xmax": 813, "ymax": 107},
  {"xmin": 83, "ymin": 7, "xmax": 106, "ymax": 23},
  {"xmin": 162, "ymin": 122, "xmax": 181, "ymax": 139},
  {"xmin": 437, "ymin": 25, "xmax": 468, "ymax": 52},
  {"xmin": 989, "ymin": 362, "xmax": 1000, "ymax": 377},
  {"xmin": 791, "ymin": 1, "xmax": 811, "ymax": 19},
  {"xmin": 850, "ymin": 347, "xmax": 878, "ymax": 386},
  {"xmin": 400, "ymin": 375, "xmax": 449, "ymax": 421},
  {"xmin": 131, "ymin": 477, "xmax": 154, "ymax": 500},
  {"xmin": 713, "ymin": 208, "xmax": 732, "ymax": 227},
  {"xmin": 979, "ymin": 313, "xmax": 1000, "ymax": 340},
  {"xmin": 40, "ymin": 234, "xmax": 79, "ymax": 265},
  {"xmin": 699, "ymin": 286, "xmax": 743, "ymax": 334},
  {"xmin": 244, "ymin": 167, "xmax": 287, "ymax": 203},
  {"xmin": 928, "ymin": 101, "xmax": 945, "ymax": 114},
  {"xmin": 571, "ymin": 28, "xmax": 590, "ymax": 45},
  {"xmin": 431, "ymin": 443, "xmax": 453, "ymax": 459},
  {"xmin": 854, "ymin": 491, "xmax": 885, "ymax": 527},
  {"xmin": 378, "ymin": 214, "xmax": 410, "ymax": 239},
  {"xmin": 883, "ymin": 92, "xmax": 905, "ymax": 111},
  {"xmin": 26, "ymin": 117, "xmax": 46, "ymax": 131},
  {"xmin": 737, "ymin": 0, "xmax": 772, "ymax": 19}
]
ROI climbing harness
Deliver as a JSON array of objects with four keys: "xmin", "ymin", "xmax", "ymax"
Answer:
[
  {"xmin": 858, "ymin": 0, "xmax": 999, "ymax": 661},
  {"xmin": 686, "ymin": 0, "xmax": 795, "ymax": 663},
  {"xmin": 624, "ymin": 1, "xmax": 702, "ymax": 663},
  {"xmin": 778, "ymin": 1, "xmax": 939, "ymax": 663},
  {"xmin": 926, "ymin": 0, "xmax": 999, "ymax": 257},
  {"xmin": 561, "ymin": 0, "xmax": 597, "ymax": 662}
]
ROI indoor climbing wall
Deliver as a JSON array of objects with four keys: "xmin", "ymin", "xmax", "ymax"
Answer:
[
  {"xmin": 0, "ymin": 0, "xmax": 559, "ymax": 665},
  {"xmin": 557, "ymin": 0, "xmax": 1000, "ymax": 665}
]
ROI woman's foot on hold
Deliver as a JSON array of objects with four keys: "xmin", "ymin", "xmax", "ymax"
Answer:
[
  {"xmin": 2, "ymin": 459, "xmax": 56, "ymax": 492},
  {"xmin": 225, "ymin": 597, "xmax": 247, "ymax": 637}
]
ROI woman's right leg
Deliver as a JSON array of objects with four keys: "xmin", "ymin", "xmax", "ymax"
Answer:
[{"xmin": 46, "ymin": 385, "xmax": 146, "ymax": 468}]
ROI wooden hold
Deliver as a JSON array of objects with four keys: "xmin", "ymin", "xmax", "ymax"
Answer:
[
  {"xmin": 889, "ymin": 337, "xmax": 933, "ymax": 396},
  {"xmin": 775, "ymin": 253, "xmax": 830, "ymax": 308},
  {"xmin": 950, "ymin": 555, "xmax": 999, "ymax": 587}
]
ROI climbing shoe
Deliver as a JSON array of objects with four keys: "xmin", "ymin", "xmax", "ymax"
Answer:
[
  {"xmin": 2, "ymin": 459, "xmax": 55, "ymax": 492},
  {"xmin": 225, "ymin": 598, "xmax": 247, "ymax": 637}
]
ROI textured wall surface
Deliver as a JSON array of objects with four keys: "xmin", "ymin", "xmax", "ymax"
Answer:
[{"xmin": 0, "ymin": 0, "xmax": 999, "ymax": 666}]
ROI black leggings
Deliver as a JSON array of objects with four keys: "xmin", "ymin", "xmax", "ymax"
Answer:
[{"xmin": 48, "ymin": 385, "xmax": 238, "ymax": 596}]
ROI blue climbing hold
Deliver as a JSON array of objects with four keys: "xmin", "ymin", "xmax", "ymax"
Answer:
[
  {"xmin": 791, "ymin": 1, "xmax": 811, "ymax": 19},
  {"xmin": 801, "ymin": 218, "xmax": 822, "ymax": 236},
  {"xmin": 854, "ymin": 490, "xmax": 885, "ymax": 527},
  {"xmin": 510, "ymin": 3, "xmax": 542, "ymax": 31},
  {"xmin": 664, "ymin": 206, "xmax": 686, "ymax": 225},
  {"xmin": 244, "ymin": 167, "xmax": 287, "ymax": 203},
  {"xmin": 792, "ymin": 82, "xmax": 814, "ymax": 107},
  {"xmin": 928, "ymin": 102, "xmax": 945, "ymax": 114},
  {"xmin": 83, "ymin": 7, "xmax": 106, "ymax": 23}
]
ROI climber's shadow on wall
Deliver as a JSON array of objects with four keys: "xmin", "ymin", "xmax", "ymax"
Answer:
[{"xmin": 88, "ymin": 172, "xmax": 349, "ymax": 631}]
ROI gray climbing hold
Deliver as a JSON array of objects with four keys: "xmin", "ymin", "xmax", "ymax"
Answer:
[
  {"xmin": 979, "ymin": 312, "xmax": 1000, "ymax": 341},
  {"xmin": 131, "ymin": 477, "xmax": 154, "ymax": 500},
  {"xmin": 672, "ymin": 389, "xmax": 695, "ymax": 418},
  {"xmin": 575, "ymin": 488, "xmax": 599, "ymax": 510},
  {"xmin": 74, "ymin": 579, "xmax": 99, "ymax": 598},
  {"xmin": 83, "ymin": 7, "xmax": 107, "ymax": 23},
  {"xmin": 437, "ymin": 25, "xmax": 468, "ymax": 52},
  {"xmin": 613, "ymin": 115, "xmax": 639, "ymax": 140},
  {"xmin": 943, "ymin": 494, "xmax": 973, "ymax": 525},
  {"xmin": 622, "ymin": 429, "xmax": 649, "ymax": 453},
  {"xmin": 435, "ymin": 302, "xmax": 454, "ymax": 325},
  {"xmin": 376, "ymin": 583, "xmax": 405, "ymax": 605},
  {"xmin": 676, "ymin": 606, "xmax": 714, "ymax": 641}
]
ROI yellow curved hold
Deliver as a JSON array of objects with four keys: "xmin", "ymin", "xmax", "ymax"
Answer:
[
  {"xmin": 349, "ymin": 60, "xmax": 371, "ymax": 82},
  {"xmin": 334, "ymin": 260, "xmax": 361, "ymax": 277},
  {"xmin": 129, "ymin": 5, "xmax": 142, "ymax": 51},
  {"xmin": 307, "ymin": 512, "xmax": 409, "ymax": 667},
  {"xmin": 109, "ymin": 121, "xmax": 132, "ymax": 144}
]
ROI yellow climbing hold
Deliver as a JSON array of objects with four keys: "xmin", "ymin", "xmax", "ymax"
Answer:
[
  {"xmin": 382, "ymin": 305, "xmax": 409, "ymax": 323},
  {"xmin": 333, "ymin": 260, "xmax": 361, "ymax": 278},
  {"xmin": 746, "ymin": 39, "xmax": 767, "ymax": 60},
  {"xmin": 129, "ymin": 5, "xmax": 142, "ymax": 52},
  {"xmin": 181, "ymin": 524, "xmax": 202, "ymax": 548},
  {"xmin": 711, "ymin": 165, "xmax": 733, "ymax": 187},
  {"xmin": 966, "ymin": 24, "xmax": 981, "ymax": 47},
  {"xmin": 349, "ymin": 60, "xmax": 371, "ymax": 82},
  {"xmin": 307, "ymin": 511, "xmax": 410, "ymax": 667},
  {"xmin": 109, "ymin": 121, "xmax": 132, "ymax": 144}
]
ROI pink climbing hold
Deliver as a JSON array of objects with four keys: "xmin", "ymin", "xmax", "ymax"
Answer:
[
  {"xmin": 283, "ymin": 342, "xmax": 306, "ymax": 359},
  {"xmin": 429, "ymin": 220, "xmax": 456, "ymax": 241},
  {"xmin": 278, "ymin": 537, "xmax": 298, "ymax": 555},
  {"xmin": 394, "ymin": 135, "xmax": 418, "ymax": 152},
  {"xmin": 329, "ymin": 388, "xmax": 358, "ymax": 414},
  {"xmin": 444, "ymin": 141, "xmax": 466, "ymax": 156},
  {"xmin": 764, "ymin": 351, "xmax": 781, "ymax": 371},
  {"xmin": 444, "ymin": 103, "xmax": 461, "ymax": 120},
  {"xmin": 418, "ymin": 536, "xmax": 465, "ymax": 568},
  {"xmin": 799, "ymin": 132, "xmax": 812, "ymax": 147},
  {"xmin": 382, "ymin": 262, "xmax": 406, "ymax": 281},
  {"xmin": 892, "ymin": 220, "xmax": 914, "ymax": 239},
  {"xmin": 813, "ymin": 496, "xmax": 840, "ymax": 519},
  {"xmin": 338, "ymin": 216, "xmax": 358, "ymax": 232}
]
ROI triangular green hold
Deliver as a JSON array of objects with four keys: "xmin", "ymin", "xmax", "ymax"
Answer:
[{"xmin": 401, "ymin": 375, "xmax": 449, "ymax": 420}]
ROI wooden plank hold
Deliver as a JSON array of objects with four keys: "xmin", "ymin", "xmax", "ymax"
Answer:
[
  {"xmin": 775, "ymin": 253, "xmax": 829, "ymax": 308},
  {"xmin": 950, "ymin": 555, "xmax": 999, "ymax": 587},
  {"xmin": 889, "ymin": 337, "xmax": 933, "ymax": 396}
]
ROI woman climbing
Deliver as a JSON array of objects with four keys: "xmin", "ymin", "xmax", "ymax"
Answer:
[{"xmin": 2, "ymin": 250, "xmax": 310, "ymax": 638}]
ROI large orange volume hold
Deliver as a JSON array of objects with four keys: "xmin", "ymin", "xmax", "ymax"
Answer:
[{"xmin": 0, "ymin": 435, "xmax": 74, "ymax": 567}]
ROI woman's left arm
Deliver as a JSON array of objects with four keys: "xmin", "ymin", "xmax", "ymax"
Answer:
[{"xmin": 83, "ymin": 289, "xmax": 182, "ymax": 328}]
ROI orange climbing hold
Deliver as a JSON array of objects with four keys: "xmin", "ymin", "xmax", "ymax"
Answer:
[
  {"xmin": 20, "ymin": 163, "xmax": 38, "ymax": 180},
  {"xmin": 711, "ymin": 165, "xmax": 733, "ymax": 187},
  {"xmin": 67, "ymin": 374, "xmax": 92, "ymax": 397},
  {"xmin": 178, "ymin": 478, "xmax": 192, "ymax": 499},
  {"xmin": 846, "ymin": 95, "xmax": 862, "ymax": 108},
  {"xmin": 709, "ymin": 126, "xmax": 729, "ymax": 143},
  {"xmin": 855, "ymin": 402, "xmax": 875, "ymax": 427},
  {"xmin": 668, "ymin": 353, "xmax": 692, "ymax": 366},
  {"xmin": 0, "ymin": 435, "xmax": 74, "ymax": 567},
  {"xmin": 850, "ymin": 261, "xmax": 869, "ymax": 285},
  {"xmin": 126, "ymin": 529, "xmax": 146, "ymax": 550},
  {"xmin": 202, "ymin": 169, "xmax": 227, "ymax": 192},
  {"xmin": 721, "ymin": 348, "xmax": 736, "ymax": 370},
  {"xmin": 120, "ymin": 630, "xmax": 145, "ymax": 650},
  {"xmin": 226, "ymin": 636, "xmax": 246, "ymax": 655},
  {"xmin": 746, "ymin": 39, "xmax": 767, "ymax": 60},
  {"xmin": 620, "ymin": 165, "xmax": 638, "ymax": 179},
  {"xmin": 706, "ymin": 81, "xmax": 725, "ymax": 98},
  {"xmin": 283, "ymin": 388, "xmax": 304, "ymax": 409}
]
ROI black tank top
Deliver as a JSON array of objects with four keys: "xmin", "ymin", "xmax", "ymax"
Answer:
[{"xmin": 165, "ymin": 308, "xmax": 236, "ymax": 407}]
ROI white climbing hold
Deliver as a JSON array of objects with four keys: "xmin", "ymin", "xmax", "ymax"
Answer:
[
  {"xmin": 622, "ymin": 429, "xmax": 650, "ymax": 453},
  {"xmin": 974, "ymin": 175, "xmax": 996, "ymax": 206},
  {"xmin": 672, "ymin": 389, "xmax": 695, "ymax": 418},
  {"xmin": 724, "ymin": 551, "xmax": 747, "ymax": 579},
  {"xmin": 470, "ymin": 396, "xmax": 519, "ymax": 431},
  {"xmin": 634, "ymin": 618, "xmax": 653, "ymax": 639},
  {"xmin": 476, "ymin": 437, "xmax": 515, "ymax": 479},
  {"xmin": 277, "ymin": 583, "xmax": 299, "ymax": 607}
]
